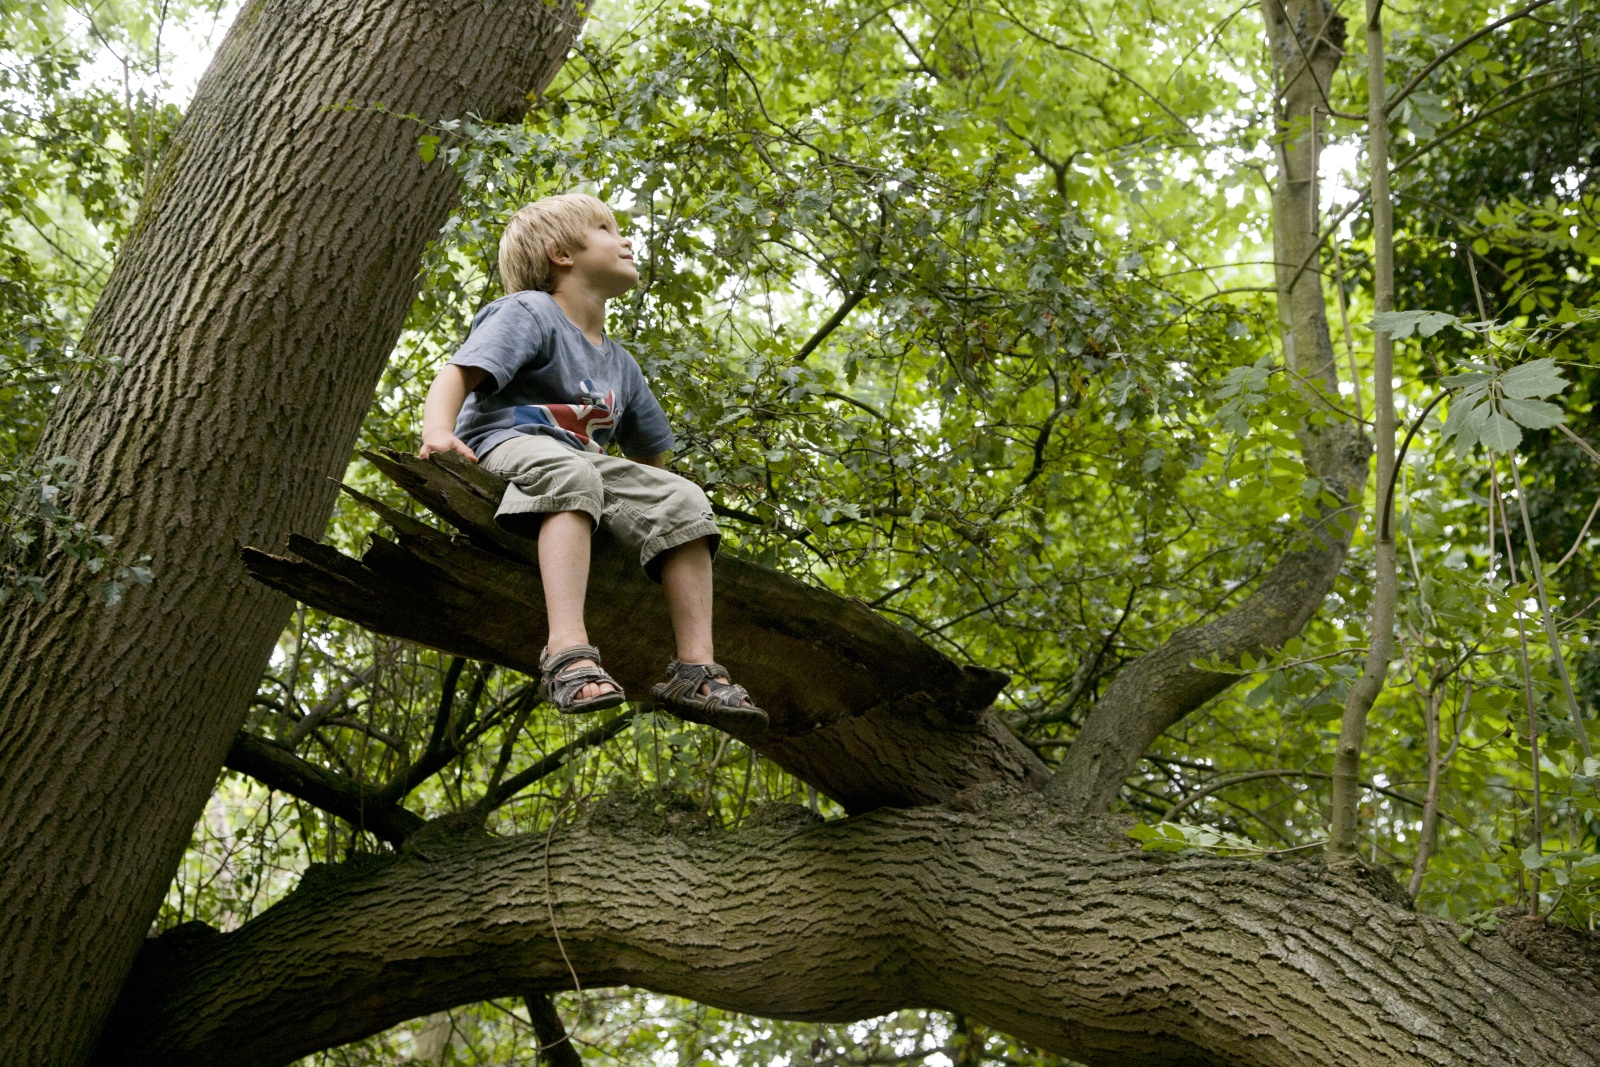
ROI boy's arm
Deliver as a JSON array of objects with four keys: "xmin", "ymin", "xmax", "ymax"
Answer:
[
  {"xmin": 630, "ymin": 453, "xmax": 667, "ymax": 469},
  {"xmin": 420, "ymin": 365, "xmax": 489, "ymax": 460}
]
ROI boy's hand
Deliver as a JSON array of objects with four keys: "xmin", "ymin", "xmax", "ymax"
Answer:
[
  {"xmin": 419, "ymin": 433, "xmax": 478, "ymax": 462},
  {"xmin": 419, "ymin": 365, "xmax": 487, "ymax": 461}
]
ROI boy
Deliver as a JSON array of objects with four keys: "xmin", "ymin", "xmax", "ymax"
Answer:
[{"xmin": 419, "ymin": 193, "xmax": 767, "ymax": 733}]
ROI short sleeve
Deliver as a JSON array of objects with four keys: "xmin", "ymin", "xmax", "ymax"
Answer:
[
  {"xmin": 614, "ymin": 352, "xmax": 676, "ymax": 457},
  {"xmin": 447, "ymin": 297, "xmax": 552, "ymax": 392}
]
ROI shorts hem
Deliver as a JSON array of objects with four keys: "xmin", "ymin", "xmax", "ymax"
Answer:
[
  {"xmin": 497, "ymin": 491, "xmax": 602, "ymax": 530},
  {"xmin": 640, "ymin": 520, "xmax": 722, "ymax": 583}
]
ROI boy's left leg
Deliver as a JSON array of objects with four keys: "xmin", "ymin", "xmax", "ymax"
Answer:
[
  {"xmin": 657, "ymin": 537, "xmax": 715, "ymax": 665},
  {"xmin": 589, "ymin": 455, "xmax": 768, "ymax": 731}
]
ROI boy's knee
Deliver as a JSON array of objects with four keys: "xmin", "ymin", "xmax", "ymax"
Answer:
[{"xmin": 666, "ymin": 477, "xmax": 712, "ymax": 518}]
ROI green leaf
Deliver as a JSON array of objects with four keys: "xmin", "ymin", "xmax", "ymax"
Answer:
[
  {"xmin": 1500, "ymin": 358, "xmax": 1567, "ymax": 400},
  {"xmin": 417, "ymin": 134, "xmax": 441, "ymax": 163},
  {"xmin": 1368, "ymin": 310, "xmax": 1458, "ymax": 339},
  {"xmin": 1521, "ymin": 843, "xmax": 1545, "ymax": 871},
  {"xmin": 1480, "ymin": 412, "xmax": 1522, "ymax": 454},
  {"xmin": 1441, "ymin": 392, "xmax": 1489, "ymax": 449},
  {"xmin": 1128, "ymin": 823, "xmax": 1191, "ymax": 853},
  {"xmin": 1499, "ymin": 396, "xmax": 1565, "ymax": 430}
]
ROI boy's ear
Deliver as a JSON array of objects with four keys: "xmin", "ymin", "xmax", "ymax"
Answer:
[{"xmin": 547, "ymin": 248, "xmax": 575, "ymax": 268}]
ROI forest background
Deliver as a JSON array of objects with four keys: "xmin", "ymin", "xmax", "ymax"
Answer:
[{"xmin": 1, "ymin": 0, "xmax": 1597, "ymax": 1061}]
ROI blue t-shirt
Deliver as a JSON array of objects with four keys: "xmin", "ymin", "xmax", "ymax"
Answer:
[{"xmin": 447, "ymin": 291, "xmax": 676, "ymax": 460}]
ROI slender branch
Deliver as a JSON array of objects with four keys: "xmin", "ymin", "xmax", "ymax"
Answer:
[
  {"xmin": 1379, "ymin": 389, "xmax": 1452, "ymax": 540},
  {"xmin": 1162, "ymin": 767, "xmax": 1426, "ymax": 822},
  {"xmin": 1550, "ymin": 492, "xmax": 1600, "ymax": 571},
  {"xmin": 1330, "ymin": 0, "xmax": 1398, "ymax": 861},
  {"xmin": 482, "ymin": 709, "xmax": 639, "ymax": 811},
  {"xmin": 1386, "ymin": 0, "xmax": 1561, "ymax": 115},
  {"xmin": 1020, "ymin": 402, "xmax": 1071, "ymax": 488},
  {"xmin": 992, "ymin": 0, "xmax": 1198, "ymax": 139},
  {"xmin": 282, "ymin": 663, "xmax": 377, "ymax": 748},
  {"xmin": 426, "ymin": 657, "xmax": 467, "ymax": 756},
  {"xmin": 794, "ymin": 289, "xmax": 868, "ymax": 362},
  {"xmin": 1508, "ymin": 451, "xmax": 1593, "ymax": 758},
  {"xmin": 1408, "ymin": 679, "xmax": 1468, "ymax": 899},
  {"xmin": 523, "ymin": 993, "xmax": 583, "ymax": 1067},
  {"xmin": 820, "ymin": 389, "xmax": 889, "ymax": 422},
  {"xmin": 1392, "ymin": 69, "xmax": 1598, "ymax": 173}
]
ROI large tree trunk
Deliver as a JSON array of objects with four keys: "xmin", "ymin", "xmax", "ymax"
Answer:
[
  {"xmin": 97, "ymin": 793, "xmax": 1600, "ymax": 1067},
  {"xmin": 0, "ymin": 1, "xmax": 581, "ymax": 1061},
  {"xmin": 1047, "ymin": 0, "xmax": 1366, "ymax": 816}
]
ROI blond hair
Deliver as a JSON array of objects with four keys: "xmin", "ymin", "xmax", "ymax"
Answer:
[{"xmin": 499, "ymin": 193, "xmax": 618, "ymax": 294}]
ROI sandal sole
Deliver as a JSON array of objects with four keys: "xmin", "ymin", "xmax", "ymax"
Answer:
[
  {"xmin": 555, "ymin": 692, "xmax": 626, "ymax": 715},
  {"xmin": 650, "ymin": 687, "xmax": 770, "ymax": 736}
]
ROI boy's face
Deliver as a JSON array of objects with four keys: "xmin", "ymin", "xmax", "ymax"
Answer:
[{"xmin": 552, "ymin": 218, "xmax": 637, "ymax": 298}]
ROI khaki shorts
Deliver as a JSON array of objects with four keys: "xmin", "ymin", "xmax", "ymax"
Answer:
[{"xmin": 482, "ymin": 434, "xmax": 720, "ymax": 582}]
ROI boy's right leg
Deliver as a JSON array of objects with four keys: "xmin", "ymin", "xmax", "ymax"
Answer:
[
  {"xmin": 537, "ymin": 510, "xmax": 614, "ymax": 702},
  {"xmin": 481, "ymin": 435, "xmax": 616, "ymax": 703}
]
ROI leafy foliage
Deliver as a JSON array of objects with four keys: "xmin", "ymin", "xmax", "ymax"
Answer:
[{"xmin": 5, "ymin": 0, "xmax": 1600, "ymax": 1060}]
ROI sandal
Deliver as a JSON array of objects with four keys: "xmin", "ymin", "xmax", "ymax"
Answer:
[
  {"xmin": 650, "ymin": 659, "xmax": 769, "ymax": 736},
  {"xmin": 539, "ymin": 644, "xmax": 626, "ymax": 715}
]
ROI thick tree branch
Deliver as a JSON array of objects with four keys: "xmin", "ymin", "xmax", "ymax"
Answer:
[
  {"xmin": 98, "ymin": 796, "xmax": 1600, "ymax": 1067},
  {"xmin": 243, "ymin": 450, "xmax": 1046, "ymax": 813},
  {"xmin": 224, "ymin": 732, "xmax": 425, "ymax": 846}
]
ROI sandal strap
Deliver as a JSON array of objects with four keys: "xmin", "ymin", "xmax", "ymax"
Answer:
[
  {"xmin": 540, "ymin": 643, "xmax": 604, "ymax": 675},
  {"xmin": 539, "ymin": 644, "xmax": 622, "ymax": 711},
  {"xmin": 660, "ymin": 660, "xmax": 750, "ymax": 712},
  {"xmin": 547, "ymin": 666, "xmax": 616, "ymax": 702}
]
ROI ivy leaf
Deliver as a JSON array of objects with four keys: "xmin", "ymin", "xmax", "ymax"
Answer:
[
  {"xmin": 1500, "ymin": 358, "xmax": 1567, "ymax": 400},
  {"xmin": 1499, "ymin": 396, "xmax": 1565, "ymax": 430},
  {"xmin": 1479, "ymin": 411, "xmax": 1522, "ymax": 454},
  {"xmin": 1368, "ymin": 310, "xmax": 1459, "ymax": 339}
]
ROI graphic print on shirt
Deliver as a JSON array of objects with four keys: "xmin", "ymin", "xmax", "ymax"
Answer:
[{"xmin": 511, "ymin": 380, "xmax": 619, "ymax": 453}]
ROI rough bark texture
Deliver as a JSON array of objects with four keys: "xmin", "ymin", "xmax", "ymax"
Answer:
[
  {"xmin": 242, "ymin": 449, "xmax": 1048, "ymax": 812},
  {"xmin": 0, "ymin": 2, "xmax": 582, "ymax": 1061},
  {"xmin": 97, "ymin": 793, "xmax": 1600, "ymax": 1067},
  {"xmin": 1046, "ymin": 0, "xmax": 1366, "ymax": 816}
]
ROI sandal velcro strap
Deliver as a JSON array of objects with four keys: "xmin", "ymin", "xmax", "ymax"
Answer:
[
  {"xmin": 650, "ymin": 659, "xmax": 769, "ymax": 735},
  {"xmin": 539, "ymin": 644, "xmax": 625, "ymax": 715},
  {"xmin": 539, "ymin": 643, "xmax": 604, "ymax": 675}
]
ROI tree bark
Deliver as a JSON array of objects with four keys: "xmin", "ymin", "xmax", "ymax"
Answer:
[
  {"xmin": 0, "ymin": 1, "xmax": 582, "ymax": 1061},
  {"xmin": 96, "ymin": 793, "xmax": 1600, "ymax": 1067},
  {"xmin": 1046, "ymin": 0, "xmax": 1366, "ymax": 816}
]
